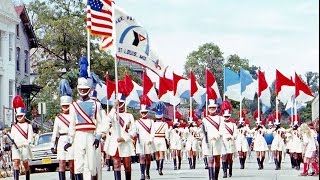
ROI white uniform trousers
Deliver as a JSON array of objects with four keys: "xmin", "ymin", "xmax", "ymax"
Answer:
[
  {"xmin": 12, "ymin": 145, "xmax": 33, "ymax": 161},
  {"xmin": 74, "ymin": 131, "xmax": 96, "ymax": 175},
  {"xmin": 57, "ymin": 135, "xmax": 74, "ymax": 160}
]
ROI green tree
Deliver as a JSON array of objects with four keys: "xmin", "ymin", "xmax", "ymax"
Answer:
[
  {"xmin": 183, "ymin": 43, "xmax": 224, "ymax": 90},
  {"xmin": 225, "ymin": 54, "xmax": 249, "ymax": 73},
  {"xmin": 304, "ymin": 71, "xmax": 319, "ymax": 96},
  {"xmin": 27, "ymin": 0, "xmax": 140, "ymax": 122}
]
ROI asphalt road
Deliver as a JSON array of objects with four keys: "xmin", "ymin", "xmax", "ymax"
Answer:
[{"xmin": 2, "ymin": 154, "xmax": 319, "ymax": 180}]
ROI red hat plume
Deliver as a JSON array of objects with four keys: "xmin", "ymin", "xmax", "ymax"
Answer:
[
  {"xmin": 273, "ymin": 111, "xmax": 281, "ymax": 120},
  {"xmin": 176, "ymin": 110, "xmax": 182, "ymax": 120},
  {"xmin": 189, "ymin": 109, "xmax": 198, "ymax": 121},
  {"xmin": 238, "ymin": 110, "xmax": 246, "ymax": 118},
  {"xmin": 253, "ymin": 110, "xmax": 259, "ymax": 119},
  {"xmin": 244, "ymin": 118, "xmax": 250, "ymax": 125},
  {"xmin": 261, "ymin": 119, "xmax": 266, "ymax": 125},
  {"xmin": 167, "ymin": 121, "xmax": 173, "ymax": 127},
  {"xmin": 220, "ymin": 100, "xmax": 232, "ymax": 113},
  {"xmin": 267, "ymin": 114, "xmax": 274, "ymax": 122},
  {"xmin": 13, "ymin": 95, "xmax": 25, "ymax": 108},
  {"xmin": 140, "ymin": 95, "xmax": 151, "ymax": 106}
]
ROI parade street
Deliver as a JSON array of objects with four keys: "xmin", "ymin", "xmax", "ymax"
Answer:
[{"xmin": 4, "ymin": 154, "xmax": 318, "ymax": 180}]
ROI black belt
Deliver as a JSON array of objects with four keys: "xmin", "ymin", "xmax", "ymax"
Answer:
[{"xmin": 59, "ymin": 133, "xmax": 68, "ymax": 136}]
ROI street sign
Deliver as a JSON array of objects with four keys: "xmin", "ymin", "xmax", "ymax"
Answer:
[{"xmin": 38, "ymin": 102, "xmax": 47, "ymax": 114}]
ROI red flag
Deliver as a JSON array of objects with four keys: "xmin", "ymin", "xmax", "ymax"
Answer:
[
  {"xmin": 190, "ymin": 71, "xmax": 198, "ymax": 97},
  {"xmin": 276, "ymin": 69, "xmax": 295, "ymax": 96},
  {"xmin": 124, "ymin": 74, "xmax": 135, "ymax": 95},
  {"xmin": 105, "ymin": 73, "xmax": 115, "ymax": 100},
  {"xmin": 173, "ymin": 73, "xmax": 187, "ymax": 96},
  {"xmin": 206, "ymin": 69, "xmax": 219, "ymax": 100},
  {"xmin": 258, "ymin": 70, "xmax": 268, "ymax": 97},
  {"xmin": 158, "ymin": 77, "xmax": 173, "ymax": 99},
  {"xmin": 143, "ymin": 72, "xmax": 153, "ymax": 96},
  {"xmin": 295, "ymin": 72, "xmax": 313, "ymax": 102}
]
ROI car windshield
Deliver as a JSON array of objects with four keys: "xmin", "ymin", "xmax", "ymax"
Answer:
[{"xmin": 37, "ymin": 134, "xmax": 52, "ymax": 145}]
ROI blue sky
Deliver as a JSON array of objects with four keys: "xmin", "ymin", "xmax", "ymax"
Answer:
[{"xmin": 24, "ymin": 0, "xmax": 319, "ymax": 84}]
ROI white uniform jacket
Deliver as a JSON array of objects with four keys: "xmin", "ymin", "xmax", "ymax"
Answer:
[
  {"xmin": 106, "ymin": 108, "xmax": 135, "ymax": 157},
  {"xmin": 252, "ymin": 126, "xmax": 268, "ymax": 152},
  {"xmin": 11, "ymin": 122, "xmax": 34, "ymax": 161},
  {"xmin": 221, "ymin": 121, "xmax": 238, "ymax": 154},
  {"xmin": 153, "ymin": 121, "xmax": 169, "ymax": 152},
  {"xmin": 236, "ymin": 125, "xmax": 250, "ymax": 152},
  {"xmin": 201, "ymin": 115, "xmax": 224, "ymax": 156},
  {"xmin": 52, "ymin": 113, "xmax": 74, "ymax": 160},
  {"xmin": 133, "ymin": 118, "xmax": 155, "ymax": 155}
]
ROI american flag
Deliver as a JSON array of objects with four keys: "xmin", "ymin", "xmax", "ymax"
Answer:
[
  {"xmin": 100, "ymin": 36, "xmax": 113, "ymax": 50},
  {"xmin": 87, "ymin": 0, "xmax": 113, "ymax": 37}
]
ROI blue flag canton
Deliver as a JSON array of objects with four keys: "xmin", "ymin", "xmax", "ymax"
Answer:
[{"xmin": 88, "ymin": 0, "xmax": 104, "ymax": 12}]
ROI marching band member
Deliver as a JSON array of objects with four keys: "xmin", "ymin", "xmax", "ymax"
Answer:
[
  {"xmin": 185, "ymin": 120, "xmax": 199, "ymax": 169},
  {"xmin": 201, "ymin": 99, "xmax": 224, "ymax": 180},
  {"xmin": 153, "ymin": 102, "xmax": 169, "ymax": 176},
  {"xmin": 290, "ymin": 117, "xmax": 303, "ymax": 170},
  {"xmin": 220, "ymin": 101, "xmax": 237, "ymax": 178},
  {"xmin": 133, "ymin": 100, "xmax": 155, "ymax": 180},
  {"xmin": 51, "ymin": 79, "xmax": 75, "ymax": 180},
  {"xmin": 11, "ymin": 96, "xmax": 34, "ymax": 180},
  {"xmin": 265, "ymin": 115, "xmax": 274, "ymax": 164},
  {"xmin": 271, "ymin": 112, "xmax": 286, "ymax": 170},
  {"xmin": 169, "ymin": 121, "xmax": 181, "ymax": 170},
  {"xmin": 252, "ymin": 110, "xmax": 268, "ymax": 170},
  {"xmin": 107, "ymin": 95, "xmax": 135, "ymax": 180},
  {"xmin": 236, "ymin": 111, "xmax": 250, "ymax": 169},
  {"xmin": 300, "ymin": 123, "xmax": 319, "ymax": 176},
  {"xmin": 64, "ymin": 59, "xmax": 106, "ymax": 180}
]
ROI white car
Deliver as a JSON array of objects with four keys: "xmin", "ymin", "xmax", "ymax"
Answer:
[{"xmin": 29, "ymin": 132, "xmax": 59, "ymax": 173}]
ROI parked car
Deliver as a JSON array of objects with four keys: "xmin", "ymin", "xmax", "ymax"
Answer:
[{"xmin": 29, "ymin": 132, "xmax": 59, "ymax": 173}]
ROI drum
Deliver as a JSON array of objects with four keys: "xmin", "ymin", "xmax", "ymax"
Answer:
[{"xmin": 264, "ymin": 133, "xmax": 274, "ymax": 145}]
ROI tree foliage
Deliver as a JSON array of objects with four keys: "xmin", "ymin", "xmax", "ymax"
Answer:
[
  {"xmin": 183, "ymin": 43, "xmax": 224, "ymax": 90},
  {"xmin": 27, "ymin": 0, "xmax": 140, "ymax": 121}
]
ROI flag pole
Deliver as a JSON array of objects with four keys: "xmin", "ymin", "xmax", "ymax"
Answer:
[
  {"xmin": 106, "ymin": 71, "xmax": 109, "ymax": 114},
  {"xmin": 223, "ymin": 67, "xmax": 226, "ymax": 101},
  {"xmin": 205, "ymin": 68, "xmax": 208, "ymax": 117},
  {"xmin": 240, "ymin": 69, "xmax": 242, "ymax": 119},
  {"xmin": 110, "ymin": 2, "xmax": 121, "ymax": 138},
  {"xmin": 257, "ymin": 69, "xmax": 260, "ymax": 120},
  {"xmin": 87, "ymin": 30, "xmax": 91, "ymax": 74},
  {"xmin": 294, "ymin": 98, "xmax": 297, "ymax": 123},
  {"xmin": 190, "ymin": 70, "xmax": 193, "ymax": 122}
]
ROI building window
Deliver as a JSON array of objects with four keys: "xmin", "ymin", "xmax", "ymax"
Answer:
[
  {"xmin": 24, "ymin": 50, "xmax": 28, "ymax": 73},
  {"xmin": 16, "ymin": 24, "xmax": 19, "ymax": 38},
  {"xmin": 16, "ymin": 47, "xmax": 20, "ymax": 71},
  {"xmin": 9, "ymin": 34, "xmax": 13, "ymax": 61},
  {"xmin": 9, "ymin": 80, "xmax": 14, "ymax": 108}
]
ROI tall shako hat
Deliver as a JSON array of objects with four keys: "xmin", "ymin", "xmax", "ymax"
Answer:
[
  {"xmin": 77, "ymin": 56, "xmax": 92, "ymax": 95},
  {"xmin": 267, "ymin": 114, "xmax": 274, "ymax": 126},
  {"xmin": 208, "ymin": 99, "xmax": 218, "ymax": 108},
  {"xmin": 59, "ymin": 79, "xmax": 73, "ymax": 105},
  {"xmin": 220, "ymin": 100, "xmax": 232, "ymax": 117},
  {"xmin": 140, "ymin": 95, "xmax": 151, "ymax": 113},
  {"xmin": 155, "ymin": 102, "xmax": 164, "ymax": 119},
  {"xmin": 273, "ymin": 111, "xmax": 281, "ymax": 125},
  {"xmin": 13, "ymin": 95, "xmax": 26, "ymax": 116}
]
